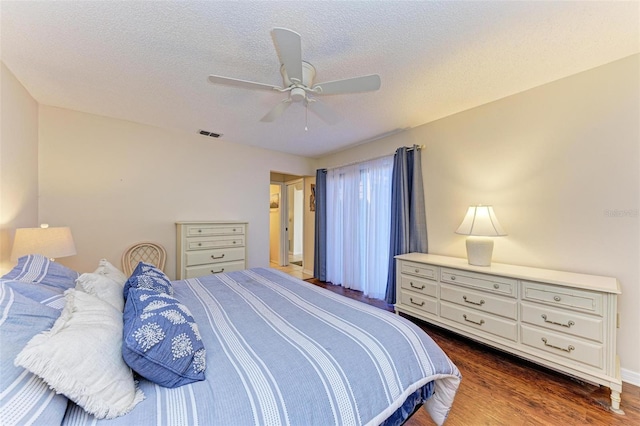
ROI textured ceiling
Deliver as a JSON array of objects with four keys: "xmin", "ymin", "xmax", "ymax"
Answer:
[{"xmin": 1, "ymin": 1, "xmax": 638, "ymax": 158}]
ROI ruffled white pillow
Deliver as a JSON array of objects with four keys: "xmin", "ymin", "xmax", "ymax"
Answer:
[
  {"xmin": 94, "ymin": 259, "xmax": 128, "ymax": 285},
  {"xmin": 15, "ymin": 290, "xmax": 144, "ymax": 419},
  {"xmin": 75, "ymin": 272, "xmax": 124, "ymax": 312}
]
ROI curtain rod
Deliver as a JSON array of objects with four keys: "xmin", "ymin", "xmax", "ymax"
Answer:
[{"xmin": 322, "ymin": 145, "xmax": 425, "ymax": 171}]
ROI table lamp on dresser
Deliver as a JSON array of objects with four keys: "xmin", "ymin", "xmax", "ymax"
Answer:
[{"xmin": 455, "ymin": 205, "xmax": 506, "ymax": 266}]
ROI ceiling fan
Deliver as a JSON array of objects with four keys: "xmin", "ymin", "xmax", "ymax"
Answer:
[{"xmin": 207, "ymin": 27, "xmax": 381, "ymax": 125}]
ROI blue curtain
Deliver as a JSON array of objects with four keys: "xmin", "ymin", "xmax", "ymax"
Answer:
[
  {"xmin": 385, "ymin": 146, "xmax": 428, "ymax": 304},
  {"xmin": 313, "ymin": 169, "xmax": 327, "ymax": 281}
]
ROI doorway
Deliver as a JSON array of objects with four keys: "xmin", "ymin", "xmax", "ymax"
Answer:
[
  {"xmin": 269, "ymin": 172, "xmax": 313, "ymax": 279},
  {"xmin": 286, "ymin": 180, "xmax": 304, "ymax": 267}
]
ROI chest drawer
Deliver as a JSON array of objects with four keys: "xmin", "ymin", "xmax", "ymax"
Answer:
[
  {"xmin": 522, "ymin": 281, "xmax": 602, "ymax": 315},
  {"xmin": 185, "ymin": 260, "xmax": 246, "ymax": 279},
  {"xmin": 441, "ymin": 283, "xmax": 517, "ymax": 320},
  {"xmin": 400, "ymin": 261, "xmax": 438, "ymax": 280},
  {"xmin": 440, "ymin": 301, "xmax": 517, "ymax": 342},
  {"xmin": 185, "ymin": 224, "xmax": 245, "ymax": 237},
  {"xmin": 521, "ymin": 324, "xmax": 603, "ymax": 369},
  {"xmin": 520, "ymin": 302, "xmax": 602, "ymax": 342},
  {"xmin": 187, "ymin": 235, "xmax": 245, "ymax": 250},
  {"xmin": 400, "ymin": 275, "xmax": 437, "ymax": 297},
  {"xmin": 185, "ymin": 247, "xmax": 245, "ymax": 267},
  {"xmin": 441, "ymin": 268, "xmax": 516, "ymax": 297},
  {"xmin": 399, "ymin": 291, "xmax": 437, "ymax": 316}
]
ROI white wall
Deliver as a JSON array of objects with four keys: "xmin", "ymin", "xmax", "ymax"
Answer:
[
  {"xmin": 0, "ymin": 63, "xmax": 39, "ymax": 274},
  {"xmin": 37, "ymin": 106, "xmax": 313, "ymax": 278},
  {"xmin": 317, "ymin": 54, "xmax": 640, "ymax": 381}
]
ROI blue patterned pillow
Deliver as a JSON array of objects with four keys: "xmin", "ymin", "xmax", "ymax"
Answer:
[
  {"xmin": 1, "ymin": 254, "xmax": 79, "ymax": 293},
  {"xmin": 123, "ymin": 262, "xmax": 173, "ymax": 300},
  {"xmin": 122, "ymin": 288, "xmax": 206, "ymax": 388}
]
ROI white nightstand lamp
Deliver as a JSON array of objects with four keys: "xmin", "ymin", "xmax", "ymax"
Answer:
[
  {"xmin": 455, "ymin": 205, "xmax": 506, "ymax": 266},
  {"xmin": 11, "ymin": 224, "xmax": 77, "ymax": 262}
]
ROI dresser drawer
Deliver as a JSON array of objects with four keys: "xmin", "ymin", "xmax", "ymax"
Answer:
[
  {"xmin": 400, "ymin": 275, "xmax": 437, "ymax": 297},
  {"xmin": 184, "ymin": 260, "xmax": 246, "ymax": 279},
  {"xmin": 400, "ymin": 291, "xmax": 437, "ymax": 315},
  {"xmin": 521, "ymin": 324, "xmax": 603, "ymax": 369},
  {"xmin": 441, "ymin": 268, "xmax": 516, "ymax": 297},
  {"xmin": 522, "ymin": 281, "xmax": 602, "ymax": 315},
  {"xmin": 185, "ymin": 224, "xmax": 245, "ymax": 237},
  {"xmin": 185, "ymin": 247, "xmax": 245, "ymax": 267},
  {"xmin": 400, "ymin": 261, "xmax": 438, "ymax": 280},
  {"xmin": 441, "ymin": 283, "xmax": 517, "ymax": 320},
  {"xmin": 440, "ymin": 301, "xmax": 517, "ymax": 341},
  {"xmin": 520, "ymin": 302, "xmax": 602, "ymax": 342},
  {"xmin": 187, "ymin": 235, "xmax": 245, "ymax": 250}
]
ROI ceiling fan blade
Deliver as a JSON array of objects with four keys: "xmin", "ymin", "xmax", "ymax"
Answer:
[
  {"xmin": 312, "ymin": 74, "xmax": 381, "ymax": 95},
  {"xmin": 271, "ymin": 28, "xmax": 303, "ymax": 83},
  {"xmin": 260, "ymin": 99, "xmax": 292, "ymax": 122},
  {"xmin": 307, "ymin": 99, "xmax": 341, "ymax": 125},
  {"xmin": 208, "ymin": 75, "xmax": 281, "ymax": 92}
]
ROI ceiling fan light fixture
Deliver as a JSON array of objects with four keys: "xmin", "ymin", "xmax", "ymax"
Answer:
[{"xmin": 290, "ymin": 87, "xmax": 306, "ymax": 102}]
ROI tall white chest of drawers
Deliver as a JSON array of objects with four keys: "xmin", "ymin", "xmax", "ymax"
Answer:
[
  {"xmin": 176, "ymin": 221, "xmax": 247, "ymax": 279},
  {"xmin": 395, "ymin": 253, "xmax": 624, "ymax": 413}
]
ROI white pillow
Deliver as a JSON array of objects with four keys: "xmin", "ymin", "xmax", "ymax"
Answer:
[
  {"xmin": 94, "ymin": 259, "xmax": 128, "ymax": 285},
  {"xmin": 75, "ymin": 272, "xmax": 124, "ymax": 312},
  {"xmin": 15, "ymin": 290, "xmax": 144, "ymax": 419}
]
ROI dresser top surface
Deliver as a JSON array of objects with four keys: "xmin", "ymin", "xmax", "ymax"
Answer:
[{"xmin": 396, "ymin": 253, "xmax": 621, "ymax": 294}]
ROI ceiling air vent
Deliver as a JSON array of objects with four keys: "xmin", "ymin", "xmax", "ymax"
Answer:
[{"xmin": 198, "ymin": 129, "xmax": 222, "ymax": 138}]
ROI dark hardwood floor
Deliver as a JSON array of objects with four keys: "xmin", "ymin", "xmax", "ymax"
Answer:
[{"xmin": 305, "ymin": 278, "xmax": 640, "ymax": 425}]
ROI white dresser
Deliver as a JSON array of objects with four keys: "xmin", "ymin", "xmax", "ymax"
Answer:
[
  {"xmin": 176, "ymin": 221, "xmax": 247, "ymax": 279},
  {"xmin": 395, "ymin": 253, "xmax": 623, "ymax": 413}
]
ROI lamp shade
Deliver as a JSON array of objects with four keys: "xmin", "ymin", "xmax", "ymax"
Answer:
[
  {"xmin": 455, "ymin": 205, "xmax": 507, "ymax": 237},
  {"xmin": 10, "ymin": 225, "xmax": 77, "ymax": 261}
]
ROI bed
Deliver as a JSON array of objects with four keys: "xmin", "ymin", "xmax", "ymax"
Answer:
[{"xmin": 1, "ymin": 255, "xmax": 460, "ymax": 426}]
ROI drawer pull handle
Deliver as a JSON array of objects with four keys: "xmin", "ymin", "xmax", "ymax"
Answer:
[
  {"xmin": 410, "ymin": 282, "xmax": 425, "ymax": 290},
  {"xmin": 233, "ymin": 241, "xmax": 237, "ymax": 244},
  {"xmin": 541, "ymin": 314, "xmax": 575, "ymax": 328},
  {"xmin": 541, "ymin": 337, "xmax": 575, "ymax": 353},
  {"xmin": 414, "ymin": 269, "xmax": 420, "ymax": 273},
  {"xmin": 211, "ymin": 268, "xmax": 225, "ymax": 274},
  {"xmin": 198, "ymin": 243, "xmax": 202, "ymax": 247},
  {"xmin": 463, "ymin": 314, "xmax": 484, "ymax": 326},
  {"xmin": 409, "ymin": 298, "xmax": 425, "ymax": 307},
  {"xmin": 198, "ymin": 229, "xmax": 202, "ymax": 233},
  {"xmin": 450, "ymin": 276, "xmax": 456, "ymax": 281},
  {"xmin": 232, "ymin": 228, "xmax": 236, "ymax": 232},
  {"xmin": 463, "ymin": 296, "xmax": 485, "ymax": 306},
  {"xmin": 493, "ymin": 284, "xmax": 499, "ymax": 289},
  {"xmin": 211, "ymin": 254, "xmax": 225, "ymax": 260},
  {"xmin": 553, "ymin": 296, "xmax": 561, "ymax": 302}
]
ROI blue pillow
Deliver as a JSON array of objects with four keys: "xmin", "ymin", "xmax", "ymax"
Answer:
[
  {"xmin": 1, "ymin": 254, "xmax": 78, "ymax": 293},
  {"xmin": 0, "ymin": 281, "xmax": 69, "ymax": 424},
  {"xmin": 122, "ymin": 288, "xmax": 206, "ymax": 388},
  {"xmin": 123, "ymin": 262, "xmax": 173, "ymax": 300}
]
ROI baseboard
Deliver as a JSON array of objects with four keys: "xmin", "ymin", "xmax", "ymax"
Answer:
[
  {"xmin": 622, "ymin": 368, "xmax": 640, "ymax": 386},
  {"xmin": 303, "ymin": 268, "xmax": 313, "ymax": 277}
]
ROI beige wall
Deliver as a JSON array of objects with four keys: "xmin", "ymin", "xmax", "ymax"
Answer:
[
  {"xmin": 37, "ymin": 106, "xmax": 314, "ymax": 278},
  {"xmin": 317, "ymin": 54, "xmax": 640, "ymax": 381},
  {"xmin": 0, "ymin": 63, "xmax": 39, "ymax": 273}
]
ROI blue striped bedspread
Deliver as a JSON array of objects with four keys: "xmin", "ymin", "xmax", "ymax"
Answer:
[{"xmin": 64, "ymin": 268, "xmax": 460, "ymax": 425}]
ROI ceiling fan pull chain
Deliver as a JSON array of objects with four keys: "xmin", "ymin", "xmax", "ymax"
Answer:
[{"xmin": 305, "ymin": 103, "xmax": 308, "ymax": 131}]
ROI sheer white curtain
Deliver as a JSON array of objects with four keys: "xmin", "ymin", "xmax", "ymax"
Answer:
[{"xmin": 326, "ymin": 156, "xmax": 393, "ymax": 299}]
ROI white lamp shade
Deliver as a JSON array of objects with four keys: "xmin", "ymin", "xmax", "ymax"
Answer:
[
  {"xmin": 455, "ymin": 205, "xmax": 507, "ymax": 237},
  {"xmin": 11, "ymin": 226, "xmax": 77, "ymax": 261}
]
